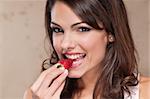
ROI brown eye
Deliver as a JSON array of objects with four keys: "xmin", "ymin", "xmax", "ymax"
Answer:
[
  {"xmin": 78, "ymin": 27, "xmax": 91, "ymax": 32},
  {"xmin": 51, "ymin": 27, "xmax": 64, "ymax": 33}
]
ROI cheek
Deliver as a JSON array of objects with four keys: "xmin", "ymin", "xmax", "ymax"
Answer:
[
  {"xmin": 81, "ymin": 34, "xmax": 108, "ymax": 63},
  {"xmin": 94, "ymin": 36, "xmax": 107, "ymax": 57},
  {"xmin": 81, "ymin": 33, "xmax": 108, "ymax": 52},
  {"xmin": 94, "ymin": 36, "xmax": 107, "ymax": 54},
  {"xmin": 53, "ymin": 36, "xmax": 62, "ymax": 54}
]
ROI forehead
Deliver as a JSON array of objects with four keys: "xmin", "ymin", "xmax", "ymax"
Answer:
[{"xmin": 51, "ymin": 1, "xmax": 82, "ymax": 25}]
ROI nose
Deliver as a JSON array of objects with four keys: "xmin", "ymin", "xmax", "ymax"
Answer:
[{"xmin": 61, "ymin": 34, "xmax": 76, "ymax": 52}]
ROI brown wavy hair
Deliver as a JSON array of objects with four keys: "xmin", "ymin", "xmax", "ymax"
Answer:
[{"xmin": 43, "ymin": 0, "xmax": 139, "ymax": 99}]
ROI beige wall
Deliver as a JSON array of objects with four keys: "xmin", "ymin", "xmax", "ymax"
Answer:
[
  {"xmin": 0, "ymin": 1, "xmax": 47, "ymax": 99},
  {"xmin": 0, "ymin": 0, "xmax": 149, "ymax": 99},
  {"xmin": 124, "ymin": 0, "xmax": 150, "ymax": 76}
]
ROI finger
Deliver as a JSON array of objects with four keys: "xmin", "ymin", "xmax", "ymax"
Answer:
[
  {"xmin": 23, "ymin": 88, "xmax": 40, "ymax": 99},
  {"xmin": 36, "ymin": 66, "xmax": 65, "ymax": 96},
  {"xmin": 53, "ymin": 81, "xmax": 66, "ymax": 97},
  {"xmin": 47, "ymin": 69, "xmax": 68, "ymax": 96},
  {"xmin": 31, "ymin": 63, "xmax": 62, "ymax": 92}
]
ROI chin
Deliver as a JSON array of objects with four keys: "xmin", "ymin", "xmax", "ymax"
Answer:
[{"xmin": 67, "ymin": 72, "xmax": 83, "ymax": 78}]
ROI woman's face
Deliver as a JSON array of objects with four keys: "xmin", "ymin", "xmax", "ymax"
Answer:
[{"xmin": 51, "ymin": 1, "xmax": 108, "ymax": 78}]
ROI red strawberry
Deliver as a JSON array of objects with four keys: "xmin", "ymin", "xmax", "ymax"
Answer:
[{"xmin": 58, "ymin": 59, "xmax": 73, "ymax": 69}]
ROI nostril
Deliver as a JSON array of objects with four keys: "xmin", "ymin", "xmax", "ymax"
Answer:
[
  {"xmin": 61, "ymin": 44, "xmax": 76, "ymax": 53},
  {"xmin": 61, "ymin": 35, "xmax": 76, "ymax": 51}
]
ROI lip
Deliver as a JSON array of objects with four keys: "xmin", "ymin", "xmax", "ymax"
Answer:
[
  {"xmin": 64, "ymin": 52, "xmax": 86, "ymax": 60},
  {"xmin": 70, "ymin": 58, "xmax": 84, "ymax": 68},
  {"xmin": 63, "ymin": 52, "xmax": 84, "ymax": 55}
]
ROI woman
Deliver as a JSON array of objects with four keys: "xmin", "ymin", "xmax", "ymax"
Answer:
[{"xmin": 24, "ymin": 0, "xmax": 150, "ymax": 99}]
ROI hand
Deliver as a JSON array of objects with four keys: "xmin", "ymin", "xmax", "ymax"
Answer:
[{"xmin": 23, "ymin": 64, "xmax": 68, "ymax": 99}]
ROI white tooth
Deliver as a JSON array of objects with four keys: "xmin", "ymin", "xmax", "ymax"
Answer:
[
  {"xmin": 72, "ymin": 55, "xmax": 75, "ymax": 59},
  {"xmin": 66, "ymin": 55, "xmax": 70, "ymax": 59},
  {"xmin": 65, "ymin": 54, "xmax": 84, "ymax": 59},
  {"xmin": 71, "ymin": 55, "xmax": 74, "ymax": 59},
  {"xmin": 66, "ymin": 55, "xmax": 69, "ymax": 58},
  {"xmin": 74, "ymin": 55, "xmax": 78, "ymax": 59},
  {"xmin": 79, "ymin": 54, "xmax": 82, "ymax": 58}
]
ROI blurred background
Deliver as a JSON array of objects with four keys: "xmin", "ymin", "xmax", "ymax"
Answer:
[{"xmin": 0, "ymin": 0, "xmax": 149, "ymax": 99}]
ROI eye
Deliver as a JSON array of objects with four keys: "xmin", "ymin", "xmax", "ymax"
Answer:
[
  {"xmin": 51, "ymin": 27, "xmax": 64, "ymax": 33},
  {"xmin": 77, "ymin": 27, "xmax": 92, "ymax": 32}
]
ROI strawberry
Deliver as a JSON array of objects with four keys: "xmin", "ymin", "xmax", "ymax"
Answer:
[{"xmin": 58, "ymin": 59, "xmax": 73, "ymax": 69}]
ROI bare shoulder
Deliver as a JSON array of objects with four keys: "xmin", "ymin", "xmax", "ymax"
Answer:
[{"xmin": 139, "ymin": 75, "xmax": 150, "ymax": 99}]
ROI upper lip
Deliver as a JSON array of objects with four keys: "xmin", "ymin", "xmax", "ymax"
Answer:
[{"xmin": 63, "ymin": 52, "xmax": 83, "ymax": 55}]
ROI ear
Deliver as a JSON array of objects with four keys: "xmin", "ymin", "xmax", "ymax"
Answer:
[{"xmin": 108, "ymin": 35, "xmax": 114, "ymax": 42}]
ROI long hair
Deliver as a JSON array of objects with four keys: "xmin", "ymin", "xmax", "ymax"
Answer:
[{"xmin": 44, "ymin": 0, "xmax": 139, "ymax": 99}]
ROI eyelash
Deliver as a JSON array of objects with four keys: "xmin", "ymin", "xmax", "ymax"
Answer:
[
  {"xmin": 77, "ymin": 27, "xmax": 92, "ymax": 32},
  {"xmin": 51, "ymin": 27, "xmax": 64, "ymax": 33},
  {"xmin": 51, "ymin": 26, "xmax": 91, "ymax": 34}
]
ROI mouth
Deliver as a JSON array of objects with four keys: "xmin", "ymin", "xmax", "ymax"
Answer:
[{"xmin": 63, "ymin": 53, "xmax": 86, "ymax": 68}]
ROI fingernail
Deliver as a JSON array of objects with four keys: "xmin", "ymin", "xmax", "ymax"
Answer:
[
  {"xmin": 64, "ymin": 69, "xmax": 68, "ymax": 75},
  {"xmin": 54, "ymin": 63, "xmax": 61, "ymax": 68},
  {"xmin": 54, "ymin": 63, "xmax": 65, "ymax": 70},
  {"xmin": 59, "ymin": 66, "xmax": 65, "ymax": 71}
]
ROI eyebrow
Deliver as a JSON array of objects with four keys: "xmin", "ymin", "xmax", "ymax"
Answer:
[
  {"xmin": 51, "ymin": 22, "xmax": 62, "ymax": 27},
  {"xmin": 51, "ymin": 21, "xmax": 87, "ymax": 28}
]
